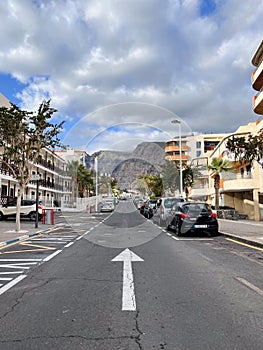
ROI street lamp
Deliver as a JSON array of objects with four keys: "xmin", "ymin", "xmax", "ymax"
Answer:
[
  {"xmin": 171, "ymin": 119, "xmax": 183, "ymax": 196},
  {"xmin": 94, "ymin": 156, "xmax": 98, "ymax": 212}
]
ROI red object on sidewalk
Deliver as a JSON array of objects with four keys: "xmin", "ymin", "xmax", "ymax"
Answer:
[{"xmin": 42, "ymin": 208, "xmax": 55, "ymax": 225}]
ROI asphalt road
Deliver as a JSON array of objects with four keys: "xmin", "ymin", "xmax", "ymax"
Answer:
[{"xmin": 0, "ymin": 201, "xmax": 262, "ymax": 349}]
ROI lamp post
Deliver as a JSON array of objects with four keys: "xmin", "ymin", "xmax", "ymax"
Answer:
[
  {"xmin": 171, "ymin": 119, "xmax": 183, "ymax": 196},
  {"xmin": 94, "ymin": 156, "xmax": 98, "ymax": 212}
]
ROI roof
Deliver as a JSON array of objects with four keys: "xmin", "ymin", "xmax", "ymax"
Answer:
[{"xmin": 0, "ymin": 93, "xmax": 11, "ymax": 108}]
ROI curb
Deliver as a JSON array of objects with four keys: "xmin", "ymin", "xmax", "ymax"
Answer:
[
  {"xmin": 0, "ymin": 226, "xmax": 58, "ymax": 248},
  {"xmin": 221, "ymin": 231, "xmax": 263, "ymax": 249},
  {"xmin": 0, "ymin": 230, "xmax": 43, "ymax": 248}
]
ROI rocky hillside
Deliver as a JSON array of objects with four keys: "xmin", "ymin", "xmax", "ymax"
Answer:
[{"xmin": 87, "ymin": 142, "xmax": 166, "ymax": 190}]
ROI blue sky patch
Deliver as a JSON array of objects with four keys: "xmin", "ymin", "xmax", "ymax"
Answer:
[{"xmin": 199, "ymin": 0, "xmax": 216, "ymax": 17}]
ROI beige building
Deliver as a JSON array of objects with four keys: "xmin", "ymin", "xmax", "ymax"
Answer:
[
  {"xmin": 204, "ymin": 121, "xmax": 263, "ymax": 221},
  {"xmin": 165, "ymin": 133, "xmax": 227, "ymax": 199}
]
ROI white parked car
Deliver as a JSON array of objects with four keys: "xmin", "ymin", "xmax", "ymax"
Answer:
[
  {"xmin": 153, "ymin": 197, "xmax": 184, "ymax": 227},
  {"xmin": 0, "ymin": 199, "xmax": 44, "ymax": 221},
  {"xmin": 99, "ymin": 199, "xmax": 114, "ymax": 212}
]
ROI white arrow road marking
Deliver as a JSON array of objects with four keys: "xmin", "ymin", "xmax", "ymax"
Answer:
[{"xmin": 112, "ymin": 248, "xmax": 143, "ymax": 311}]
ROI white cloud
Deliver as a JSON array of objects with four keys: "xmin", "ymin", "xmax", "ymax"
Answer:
[{"xmin": 0, "ymin": 0, "xmax": 262, "ymax": 152}]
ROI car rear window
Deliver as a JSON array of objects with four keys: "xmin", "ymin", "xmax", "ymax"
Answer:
[
  {"xmin": 182, "ymin": 203, "xmax": 211, "ymax": 214},
  {"xmin": 164, "ymin": 198, "xmax": 184, "ymax": 208}
]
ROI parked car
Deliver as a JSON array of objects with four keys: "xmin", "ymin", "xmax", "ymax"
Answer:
[
  {"xmin": 0, "ymin": 199, "xmax": 44, "ymax": 221},
  {"xmin": 99, "ymin": 199, "xmax": 114, "ymax": 212},
  {"xmin": 137, "ymin": 199, "xmax": 144, "ymax": 210},
  {"xmin": 143, "ymin": 199, "xmax": 158, "ymax": 219},
  {"xmin": 153, "ymin": 197, "xmax": 184, "ymax": 226},
  {"xmin": 167, "ymin": 202, "xmax": 219, "ymax": 236}
]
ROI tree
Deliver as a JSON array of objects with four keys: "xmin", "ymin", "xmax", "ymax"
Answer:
[
  {"xmin": 137, "ymin": 174, "xmax": 163, "ymax": 198},
  {"xmin": 207, "ymin": 158, "xmax": 233, "ymax": 210},
  {"xmin": 182, "ymin": 165, "xmax": 193, "ymax": 200},
  {"xmin": 226, "ymin": 131, "xmax": 263, "ymax": 166},
  {"xmin": 0, "ymin": 101, "xmax": 64, "ymax": 231},
  {"xmin": 160, "ymin": 160, "xmax": 179, "ymax": 195},
  {"xmin": 77, "ymin": 163, "xmax": 94, "ymax": 198}
]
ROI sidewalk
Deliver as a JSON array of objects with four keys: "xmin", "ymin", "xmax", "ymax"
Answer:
[
  {"xmin": 0, "ymin": 218, "xmax": 263, "ymax": 248},
  {"xmin": 218, "ymin": 219, "xmax": 263, "ymax": 248},
  {"xmin": 0, "ymin": 221, "xmax": 54, "ymax": 247}
]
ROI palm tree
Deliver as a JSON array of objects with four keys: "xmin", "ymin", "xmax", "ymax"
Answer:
[
  {"xmin": 67, "ymin": 160, "xmax": 79, "ymax": 205},
  {"xmin": 207, "ymin": 158, "xmax": 233, "ymax": 210}
]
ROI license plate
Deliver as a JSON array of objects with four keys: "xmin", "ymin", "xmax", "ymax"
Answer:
[{"xmin": 194, "ymin": 224, "xmax": 208, "ymax": 228}]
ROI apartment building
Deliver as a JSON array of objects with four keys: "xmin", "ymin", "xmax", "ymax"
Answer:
[
  {"xmin": 0, "ymin": 93, "xmax": 72, "ymax": 206},
  {"xmin": 54, "ymin": 148, "xmax": 89, "ymax": 167},
  {"xmin": 204, "ymin": 121, "xmax": 263, "ymax": 221},
  {"xmin": 252, "ymin": 39, "xmax": 263, "ymax": 115},
  {"xmin": 165, "ymin": 133, "xmax": 227, "ymax": 199}
]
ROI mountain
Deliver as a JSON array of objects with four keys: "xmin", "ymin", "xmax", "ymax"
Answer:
[{"xmin": 88, "ymin": 142, "xmax": 166, "ymax": 190}]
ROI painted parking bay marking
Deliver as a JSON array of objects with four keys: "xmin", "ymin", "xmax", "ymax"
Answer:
[{"xmin": 112, "ymin": 248, "xmax": 143, "ymax": 311}]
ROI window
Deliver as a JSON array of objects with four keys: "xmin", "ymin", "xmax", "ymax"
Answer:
[
  {"xmin": 196, "ymin": 141, "xmax": 201, "ymax": 148},
  {"xmin": 196, "ymin": 150, "xmax": 202, "ymax": 157}
]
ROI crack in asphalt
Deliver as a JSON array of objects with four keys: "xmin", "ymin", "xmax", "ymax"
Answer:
[
  {"xmin": 0, "ymin": 279, "xmax": 50, "ymax": 321},
  {"xmin": 0, "ymin": 334, "xmax": 136, "ymax": 344},
  {"xmin": 134, "ymin": 311, "xmax": 144, "ymax": 350}
]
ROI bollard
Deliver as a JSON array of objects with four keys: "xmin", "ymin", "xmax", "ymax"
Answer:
[{"xmin": 42, "ymin": 208, "xmax": 55, "ymax": 225}]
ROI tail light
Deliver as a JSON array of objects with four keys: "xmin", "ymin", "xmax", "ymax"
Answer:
[
  {"xmin": 180, "ymin": 213, "xmax": 190, "ymax": 219},
  {"xmin": 209, "ymin": 213, "xmax": 217, "ymax": 218}
]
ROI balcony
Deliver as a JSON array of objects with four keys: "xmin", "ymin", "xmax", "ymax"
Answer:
[
  {"xmin": 252, "ymin": 60, "xmax": 263, "ymax": 91},
  {"xmin": 252, "ymin": 90, "xmax": 263, "ymax": 114},
  {"xmin": 222, "ymin": 172, "xmax": 257, "ymax": 192},
  {"xmin": 165, "ymin": 154, "xmax": 188, "ymax": 161},
  {"xmin": 165, "ymin": 145, "xmax": 188, "ymax": 153}
]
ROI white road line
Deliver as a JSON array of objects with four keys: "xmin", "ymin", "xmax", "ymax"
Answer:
[
  {"xmin": 178, "ymin": 238, "xmax": 214, "ymax": 241},
  {"xmin": 171, "ymin": 236, "xmax": 179, "ymax": 240},
  {"xmin": 198, "ymin": 253, "xmax": 213, "ymax": 262},
  {"xmin": 0, "ymin": 259, "xmax": 42, "ymax": 261},
  {"xmin": 76, "ymin": 235, "xmax": 83, "ymax": 240},
  {"xmin": 0, "ymin": 277, "xmax": 13, "ymax": 281},
  {"xmin": 0, "ymin": 263, "xmax": 38, "ymax": 270},
  {"xmin": 236, "ymin": 277, "xmax": 263, "ymax": 297},
  {"xmin": 166, "ymin": 233, "xmax": 172, "ymax": 236},
  {"xmin": 43, "ymin": 250, "xmax": 62, "ymax": 262},
  {"xmin": 0, "ymin": 275, "xmax": 27, "ymax": 296},
  {"xmin": 0, "ymin": 271, "xmax": 23, "ymax": 275},
  {"xmin": 65, "ymin": 242, "xmax": 74, "ymax": 248}
]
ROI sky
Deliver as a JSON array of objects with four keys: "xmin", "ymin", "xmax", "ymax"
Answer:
[{"xmin": 0, "ymin": 0, "xmax": 262, "ymax": 154}]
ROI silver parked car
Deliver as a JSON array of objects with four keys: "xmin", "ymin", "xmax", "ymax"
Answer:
[{"xmin": 152, "ymin": 196, "xmax": 184, "ymax": 227}]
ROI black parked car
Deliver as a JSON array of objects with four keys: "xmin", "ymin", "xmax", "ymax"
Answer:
[{"xmin": 167, "ymin": 202, "xmax": 219, "ymax": 236}]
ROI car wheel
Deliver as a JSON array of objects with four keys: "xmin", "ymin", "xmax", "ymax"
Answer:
[
  {"xmin": 29, "ymin": 211, "xmax": 37, "ymax": 221},
  {"xmin": 0, "ymin": 212, "xmax": 6, "ymax": 220}
]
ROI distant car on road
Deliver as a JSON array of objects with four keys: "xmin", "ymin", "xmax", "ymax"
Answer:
[
  {"xmin": 167, "ymin": 202, "xmax": 218, "ymax": 236},
  {"xmin": 0, "ymin": 199, "xmax": 44, "ymax": 221},
  {"xmin": 153, "ymin": 196, "xmax": 184, "ymax": 226},
  {"xmin": 99, "ymin": 199, "xmax": 114, "ymax": 212}
]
